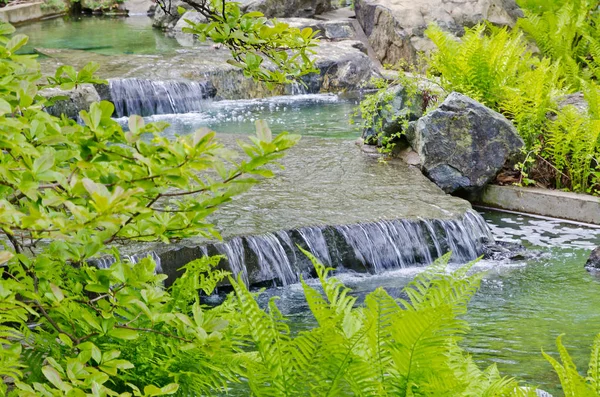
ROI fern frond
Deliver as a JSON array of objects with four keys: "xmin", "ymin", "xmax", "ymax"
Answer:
[
  {"xmin": 543, "ymin": 334, "xmax": 597, "ymax": 397},
  {"xmin": 587, "ymin": 332, "xmax": 600, "ymax": 394}
]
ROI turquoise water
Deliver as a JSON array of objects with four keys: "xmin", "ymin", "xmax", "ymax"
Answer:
[
  {"xmin": 16, "ymin": 16, "xmax": 181, "ymax": 55},
  {"xmin": 463, "ymin": 211, "xmax": 600, "ymax": 394},
  {"xmin": 129, "ymin": 94, "xmax": 363, "ymax": 139}
]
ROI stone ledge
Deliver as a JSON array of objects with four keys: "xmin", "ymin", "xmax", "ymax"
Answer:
[
  {"xmin": 0, "ymin": 2, "xmax": 43, "ymax": 24},
  {"xmin": 478, "ymin": 185, "xmax": 600, "ymax": 225}
]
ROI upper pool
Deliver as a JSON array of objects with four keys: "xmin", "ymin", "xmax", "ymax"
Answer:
[{"xmin": 16, "ymin": 16, "xmax": 183, "ymax": 55}]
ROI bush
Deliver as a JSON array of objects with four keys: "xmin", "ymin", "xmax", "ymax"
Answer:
[{"xmin": 0, "ymin": 17, "xmax": 301, "ymax": 395}]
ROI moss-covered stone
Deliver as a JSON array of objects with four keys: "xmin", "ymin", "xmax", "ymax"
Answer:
[{"xmin": 408, "ymin": 92, "xmax": 523, "ymax": 197}]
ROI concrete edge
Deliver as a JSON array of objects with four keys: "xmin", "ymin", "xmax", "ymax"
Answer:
[{"xmin": 477, "ymin": 184, "xmax": 600, "ymax": 225}]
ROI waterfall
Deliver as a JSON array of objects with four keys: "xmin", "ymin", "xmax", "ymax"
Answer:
[
  {"xmin": 177, "ymin": 210, "xmax": 493, "ymax": 287},
  {"xmin": 108, "ymin": 78, "xmax": 216, "ymax": 117},
  {"xmin": 93, "ymin": 250, "xmax": 162, "ymax": 272},
  {"xmin": 93, "ymin": 211, "xmax": 493, "ymax": 287},
  {"xmin": 215, "ymin": 237, "xmax": 248, "ymax": 286}
]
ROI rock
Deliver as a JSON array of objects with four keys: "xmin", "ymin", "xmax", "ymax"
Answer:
[
  {"xmin": 360, "ymin": 76, "xmax": 444, "ymax": 146},
  {"xmin": 278, "ymin": 17, "xmax": 356, "ymax": 40},
  {"xmin": 168, "ymin": 11, "xmax": 208, "ymax": 46},
  {"xmin": 173, "ymin": 11, "xmax": 207, "ymax": 32},
  {"xmin": 238, "ymin": 0, "xmax": 332, "ymax": 18},
  {"xmin": 41, "ymin": 84, "xmax": 101, "ymax": 120},
  {"xmin": 354, "ymin": 0, "xmax": 523, "ymax": 65},
  {"xmin": 123, "ymin": 0, "xmax": 153, "ymax": 15},
  {"xmin": 307, "ymin": 40, "xmax": 377, "ymax": 93},
  {"xmin": 586, "ymin": 246, "xmax": 600, "ymax": 270},
  {"xmin": 408, "ymin": 92, "xmax": 523, "ymax": 197},
  {"xmin": 152, "ymin": 0, "xmax": 193, "ymax": 30},
  {"xmin": 557, "ymin": 92, "xmax": 588, "ymax": 114},
  {"xmin": 483, "ymin": 240, "xmax": 543, "ymax": 262}
]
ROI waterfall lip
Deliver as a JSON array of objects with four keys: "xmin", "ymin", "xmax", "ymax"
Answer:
[
  {"xmin": 107, "ymin": 78, "xmax": 217, "ymax": 118},
  {"xmin": 106, "ymin": 210, "xmax": 496, "ymax": 288}
]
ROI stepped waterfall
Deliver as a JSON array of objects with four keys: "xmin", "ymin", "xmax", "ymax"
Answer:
[
  {"xmin": 108, "ymin": 78, "xmax": 216, "ymax": 117},
  {"xmin": 153, "ymin": 210, "xmax": 493, "ymax": 287}
]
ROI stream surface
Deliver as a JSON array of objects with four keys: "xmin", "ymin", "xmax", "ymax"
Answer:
[{"xmin": 17, "ymin": 16, "xmax": 181, "ymax": 55}]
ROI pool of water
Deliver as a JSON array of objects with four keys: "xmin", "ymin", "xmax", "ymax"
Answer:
[
  {"xmin": 134, "ymin": 94, "xmax": 363, "ymax": 139},
  {"xmin": 463, "ymin": 211, "xmax": 600, "ymax": 394},
  {"xmin": 16, "ymin": 16, "xmax": 182, "ymax": 55}
]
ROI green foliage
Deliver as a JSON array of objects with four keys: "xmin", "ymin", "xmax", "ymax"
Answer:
[
  {"xmin": 516, "ymin": 0, "xmax": 569, "ymax": 14},
  {"xmin": 355, "ymin": 67, "xmax": 442, "ymax": 155},
  {"xmin": 162, "ymin": 0, "xmax": 319, "ymax": 86},
  {"xmin": 542, "ymin": 333, "xmax": 600, "ymax": 397},
  {"xmin": 230, "ymin": 251, "xmax": 537, "ymax": 396},
  {"xmin": 517, "ymin": 0, "xmax": 600, "ymax": 90},
  {"xmin": 426, "ymin": 24, "xmax": 536, "ymax": 110},
  {"xmin": 40, "ymin": 0, "xmax": 68, "ymax": 13},
  {"xmin": 424, "ymin": 21, "xmax": 600, "ymax": 194},
  {"xmin": 0, "ymin": 21, "xmax": 299, "ymax": 395}
]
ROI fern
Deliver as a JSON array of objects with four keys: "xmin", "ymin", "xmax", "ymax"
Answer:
[
  {"xmin": 543, "ymin": 334, "xmax": 598, "ymax": 397},
  {"xmin": 518, "ymin": 0, "xmax": 596, "ymax": 90},
  {"xmin": 426, "ymin": 24, "xmax": 528, "ymax": 109}
]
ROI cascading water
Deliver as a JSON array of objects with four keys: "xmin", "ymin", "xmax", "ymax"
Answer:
[
  {"xmin": 177, "ymin": 210, "xmax": 493, "ymax": 287},
  {"xmin": 93, "ymin": 251, "xmax": 162, "ymax": 272},
  {"xmin": 108, "ymin": 78, "xmax": 216, "ymax": 117}
]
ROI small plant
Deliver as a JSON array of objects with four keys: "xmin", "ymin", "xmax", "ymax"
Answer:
[{"xmin": 355, "ymin": 64, "xmax": 443, "ymax": 155}]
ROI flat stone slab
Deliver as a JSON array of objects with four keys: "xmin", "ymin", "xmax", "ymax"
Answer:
[
  {"xmin": 480, "ymin": 185, "xmax": 600, "ymax": 225},
  {"xmin": 0, "ymin": 1, "xmax": 43, "ymax": 24}
]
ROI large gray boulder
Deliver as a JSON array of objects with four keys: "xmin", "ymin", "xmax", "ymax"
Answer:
[
  {"xmin": 41, "ymin": 84, "xmax": 101, "ymax": 120},
  {"xmin": 407, "ymin": 92, "xmax": 523, "ymax": 196},
  {"xmin": 152, "ymin": 0, "xmax": 193, "ymax": 30},
  {"xmin": 306, "ymin": 40, "xmax": 376, "ymax": 93},
  {"xmin": 239, "ymin": 0, "xmax": 332, "ymax": 18},
  {"xmin": 354, "ymin": 0, "xmax": 522, "ymax": 65}
]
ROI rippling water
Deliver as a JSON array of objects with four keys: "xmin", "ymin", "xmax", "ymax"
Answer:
[
  {"xmin": 464, "ymin": 211, "xmax": 600, "ymax": 394},
  {"xmin": 132, "ymin": 93, "xmax": 362, "ymax": 139}
]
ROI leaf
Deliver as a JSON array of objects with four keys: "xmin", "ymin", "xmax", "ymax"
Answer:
[
  {"xmin": 255, "ymin": 119, "xmax": 272, "ymax": 143},
  {"xmin": 160, "ymin": 384, "xmax": 179, "ymax": 394},
  {"xmin": 0, "ymin": 98, "xmax": 12, "ymax": 116},
  {"xmin": 6, "ymin": 34, "xmax": 28, "ymax": 52},
  {"xmin": 0, "ymin": 250, "xmax": 14, "ymax": 265},
  {"xmin": 128, "ymin": 115, "xmax": 145, "ymax": 135},
  {"xmin": 58, "ymin": 333, "xmax": 73, "ymax": 348},
  {"xmin": 0, "ymin": 23, "xmax": 16, "ymax": 35},
  {"xmin": 42, "ymin": 366, "xmax": 65, "ymax": 390},
  {"xmin": 49, "ymin": 283, "xmax": 64, "ymax": 302},
  {"xmin": 33, "ymin": 152, "xmax": 55, "ymax": 175},
  {"xmin": 108, "ymin": 328, "xmax": 139, "ymax": 340}
]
